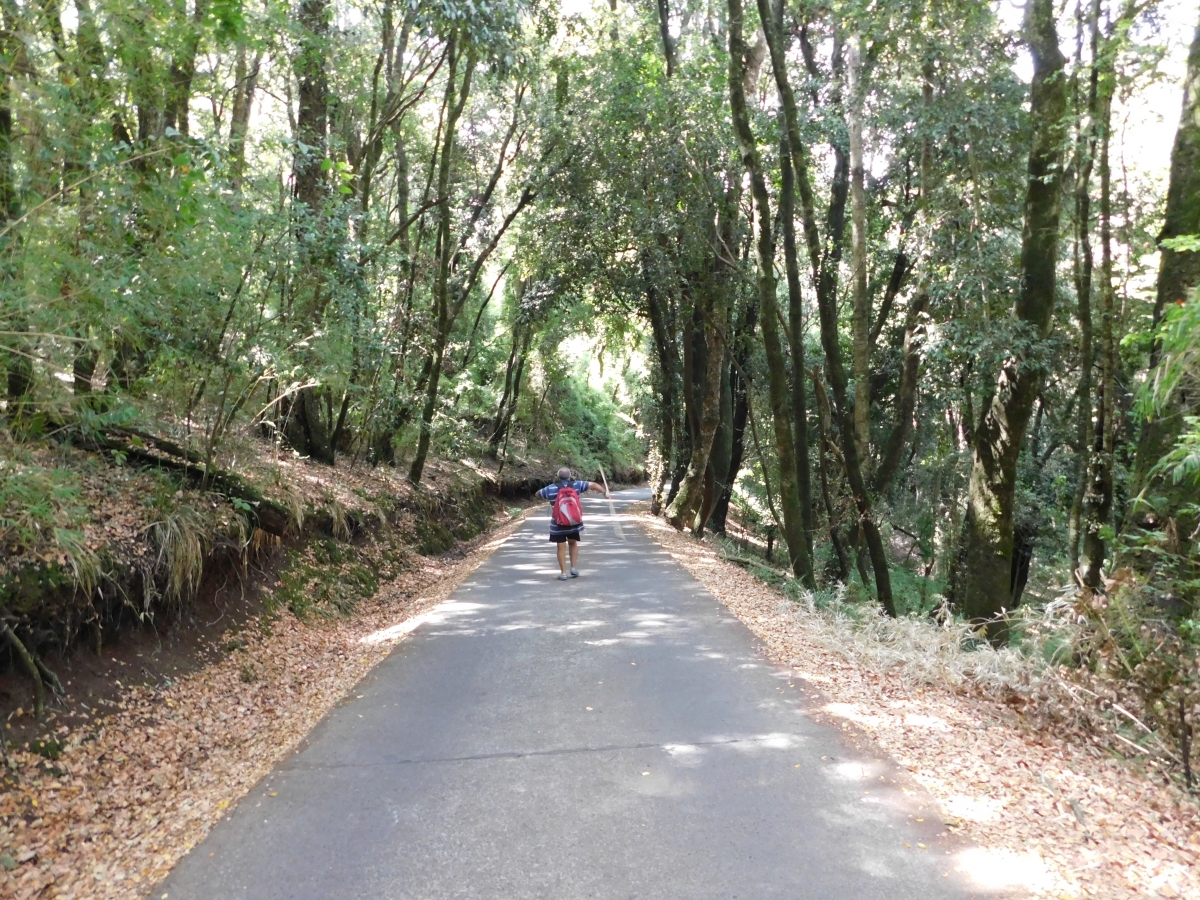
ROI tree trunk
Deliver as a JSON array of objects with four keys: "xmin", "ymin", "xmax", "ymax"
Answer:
[
  {"xmin": 229, "ymin": 44, "xmax": 263, "ymax": 191},
  {"xmin": 756, "ymin": 0, "xmax": 821, "ymax": 278},
  {"xmin": 800, "ymin": 37, "xmax": 893, "ymax": 614},
  {"xmin": 645, "ymin": 280, "xmax": 678, "ymax": 514},
  {"xmin": 847, "ymin": 36, "xmax": 871, "ymax": 469},
  {"xmin": 667, "ymin": 287, "xmax": 726, "ymax": 531},
  {"xmin": 283, "ymin": 386, "xmax": 334, "ymax": 465},
  {"xmin": 286, "ymin": 0, "xmax": 335, "ymax": 464},
  {"xmin": 294, "ymin": 0, "xmax": 330, "ymax": 216},
  {"xmin": 780, "ymin": 131, "xmax": 815, "ymax": 564},
  {"xmin": 726, "ymin": 0, "xmax": 812, "ymax": 586},
  {"xmin": 1081, "ymin": 77, "xmax": 1116, "ymax": 589},
  {"xmin": 1131, "ymin": 11, "xmax": 1200, "ymax": 505},
  {"xmin": 709, "ymin": 393, "xmax": 745, "ymax": 533},
  {"xmin": 656, "ymin": 0, "xmax": 677, "ymax": 78},
  {"xmin": 489, "ymin": 317, "xmax": 531, "ymax": 456},
  {"xmin": 166, "ymin": 0, "xmax": 208, "ymax": 137},
  {"xmin": 871, "ymin": 289, "xmax": 929, "ymax": 495},
  {"xmin": 958, "ymin": 0, "xmax": 1067, "ymax": 641},
  {"xmin": 680, "ymin": 293, "xmax": 701, "ymax": 445},
  {"xmin": 666, "ymin": 300, "xmax": 723, "ymax": 532},
  {"xmin": 709, "ymin": 297, "xmax": 755, "ymax": 532},
  {"xmin": 768, "ymin": 12, "xmax": 888, "ymax": 601},
  {"xmin": 708, "ymin": 348, "xmax": 735, "ymax": 504},
  {"xmin": 667, "ymin": 187, "xmax": 738, "ymax": 531},
  {"xmin": 1067, "ymin": 1, "xmax": 1099, "ymax": 576},
  {"xmin": 409, "ymin": 38, "xmax": 475, "ymax": 485},
  {"xmin": 813, "ymin": 367, "xmax": 851, "ymax": 582}
]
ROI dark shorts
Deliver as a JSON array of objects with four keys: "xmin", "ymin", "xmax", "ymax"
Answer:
[{"xmin": 549, "ymin": 531, "xmax": 582, "ymax": 543}]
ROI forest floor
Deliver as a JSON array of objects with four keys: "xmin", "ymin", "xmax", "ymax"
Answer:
[
  {"xmin": 633, "ymin": 509, "xmax": 1200, "ymax": 900},
  {"xmin": 0, "ymin": 504, "xmax": 536, "ymax": 900}
]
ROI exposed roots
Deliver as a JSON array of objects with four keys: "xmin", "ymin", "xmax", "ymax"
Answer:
[{"xmin": 3, "ymin": 623, "xmax": 46, "ymax": 719}]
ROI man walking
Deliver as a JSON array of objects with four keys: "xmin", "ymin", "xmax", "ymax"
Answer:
[{"xmin": 537, "ymin": 467, "xmax": 608, "ymax": 580}]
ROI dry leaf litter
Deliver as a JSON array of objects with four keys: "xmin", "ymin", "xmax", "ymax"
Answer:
[
  {"xmin": 0, "ymin": 509, "xmax": 532, "ymax": 900},
  {"xmin": 634, "ymin": 510, "xmax": 1200, "ymax": 900}
]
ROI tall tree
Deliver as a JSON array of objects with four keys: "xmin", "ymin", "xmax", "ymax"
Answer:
[
  {"xmin": 1131, "ymin": 10, "xmax": 1200, "ymax": 505},
  {"xmin": 728, "ymin": 0, "xmax": 813, "ymax": 586},
  {"xmin": 847, "ymin": 35, "xmax": 871, "ymax": 467},
  {"xmin": 1068, "ymin": 0, "xmax": 1101, "ymax": 575},
  {"xmin": 665, "ymin": 182, "xmax": 737, "ymax": 532},
  {"xmin": 166, "ymin": 0, "xmax": 209, "ymax": 136},
  {"xmin": 957, "ymin": 0, "xmax": 1068, "ymax": 640},
  {"xmin": 284, "ymin": 0, "xmax": 336, "ymax": 464},
  {"xmin": 757, "ymin": 1, "xmax": 891, "ymax": 605}
]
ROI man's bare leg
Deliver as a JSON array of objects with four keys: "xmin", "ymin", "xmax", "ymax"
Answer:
[
  {"xmin": 556, "ymin": 541, "xmax": 568, "ymax": 575},
  {"xmin": 568, "ymin": 539, "xmax": 579, "ymax": 574}
]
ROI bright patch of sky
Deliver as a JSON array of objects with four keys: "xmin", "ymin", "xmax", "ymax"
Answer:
[
  {"xmin": 997, "ymin": 0, "xmax": 1192, "ymax": 186},
  {"xmin": 560, "ymin": 332, "xmax": 649, "ymax": 407}
]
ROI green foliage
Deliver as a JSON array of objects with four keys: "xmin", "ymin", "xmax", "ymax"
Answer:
[
  {"xmin": 1143, "ymin": 295, "xmax": 1200, "ymax": 422},
  {"xmin": 276, "ymin": 539, "xmax": 383, "ymax": 619},
  {"xmin": 1152, "ymin": 420, "xmax": 1200, "ymax": 487},
  {"xmin": 541, "ymin": 372, "xmax": 642, "ymax": 474},
  {"xmin": 0, "ymin": 453, "xmax": 88, "ymax": 568}
]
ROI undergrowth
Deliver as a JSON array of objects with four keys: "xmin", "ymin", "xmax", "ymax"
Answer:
[
  {"xmin": 709, "ymin": 532, "xmax": 1200, "ymax": 795},
  {"xmin": 0, "ymin": 452, "xmax": 91, "ymax": 576},
  {"xmin": 274, "ymin": 534, "xmax": 411, "ymax": 619}
]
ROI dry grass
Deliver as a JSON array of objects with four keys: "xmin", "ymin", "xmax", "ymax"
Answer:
[
  {"xmin": 0, "ymin": 508, "xmax": 532, "ymax": 900},
  {"xmin": 150, "ymin": 505, "xmax": 210, "ymax": 604},
  {"xmin": 634, "ymin": 510, "xmax": 1200, "ymax": 900}
]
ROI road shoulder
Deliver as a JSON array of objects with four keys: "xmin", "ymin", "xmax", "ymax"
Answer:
[{"xmin": 632, "ymin": 510, "xmax": 1200, "ymax": 899}]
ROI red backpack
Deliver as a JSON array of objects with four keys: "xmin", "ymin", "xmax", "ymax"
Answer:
[{"xmin": 552, "ymin": 484, "xmax": 584, "ymax": 528}]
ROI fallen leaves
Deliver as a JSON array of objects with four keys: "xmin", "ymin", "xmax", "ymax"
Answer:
[{"xmin": 635, "ymin": 511, "xmax": 1200, "ymax": 900}]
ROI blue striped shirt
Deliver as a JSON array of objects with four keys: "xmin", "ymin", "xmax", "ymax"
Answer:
[{"xmin": 537, "ymin": 480, "xmax": 591, "ymax": 535}]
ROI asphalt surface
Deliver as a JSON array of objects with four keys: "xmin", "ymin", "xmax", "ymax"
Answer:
[{"xmin": 158, "ymin": 488, "xmax": 979, "ymax": 899}]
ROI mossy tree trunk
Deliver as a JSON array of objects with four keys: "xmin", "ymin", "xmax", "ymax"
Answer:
[
  {"xmin": 1131, "ymin": 11, "xmax": 1200, "ymax": 507},
  {"xmin": 758, "ymin": 1, "xmax": 887, "ymax": 603},
  {"xmin": 286, "ymin": 0, "xmax": 336, "ymax": 464},
  {"xmin": 780, "ymin": 133, "xmax": 815, "ymax": 564},
  {"xmin": 709, "ymin": 292, "xmax": 757, "ymax": 532},
  {"xmin": 1068, "ymin": 0, "xmax": 1100, "ymax": 575},
  {"xmin": 958, "ymin": 0, "xmax": 1067, "ymax": 641},
  {"xmin": 645, "ymin": 279, "xmax": 679, "ymax": 514},
  {"xmin": 666, "ymin": 188, "xmax": 738, "ymax": 533},
  {"xmin": 726, "ymin": 0, "xmax": 812, "ymax": 586},
  {"xmin": 1081, "ymin": 80, "xmax": 1117, "ymax": 589}
]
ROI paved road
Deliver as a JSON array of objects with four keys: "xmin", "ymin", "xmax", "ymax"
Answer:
[{"xmin": 159, "ymin": 488, "xmax": 978, "ymax": 899}]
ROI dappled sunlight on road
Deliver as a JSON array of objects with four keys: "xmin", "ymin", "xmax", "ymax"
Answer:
[
  {"xmin": 360, "ymin": 600, "xmax": 494, "ymax": 646},
  {"xmin": 952, "ymin": 847, "xmax": 1056, "ymax": 893},
  {"xmin": 335, "ymin": 492, "xmax": 1004, "ymax": 899}
]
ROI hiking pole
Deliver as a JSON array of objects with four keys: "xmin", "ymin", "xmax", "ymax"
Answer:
[{"xmin": 598, "ymin": 464, "xmax": 624, "ymax": 539}]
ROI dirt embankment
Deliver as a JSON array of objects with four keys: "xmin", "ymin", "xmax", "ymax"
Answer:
[{"xmin": 0, "ymin": 441, "xmax": 560, "ymax": 724}]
